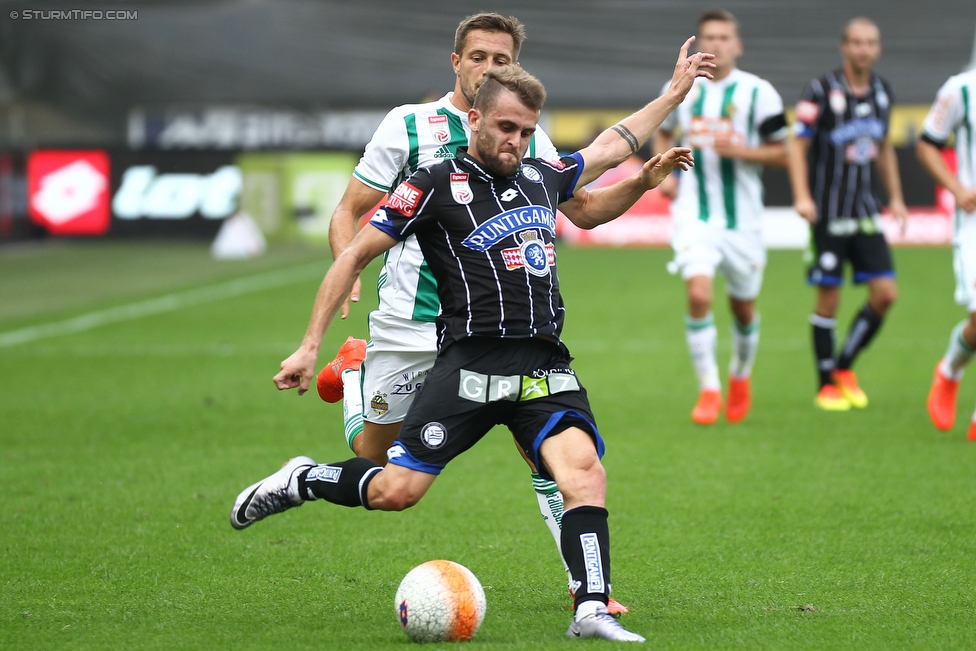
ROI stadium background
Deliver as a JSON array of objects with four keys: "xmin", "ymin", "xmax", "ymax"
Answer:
[
  {"xmin": 5, "ymin": 4, "xmax": 976, "ymax": 648},
  {"xmin": 1, "ymin": 0, "xmax": 974, "ymax": 246}
]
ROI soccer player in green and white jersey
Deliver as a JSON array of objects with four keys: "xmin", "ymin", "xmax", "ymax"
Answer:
[
  {"xmin": 918, "ymin": 66, "xmax": 976, "ymax": 439},
  {"xmin": 653, "ymin": 9, "xmax": 788, "ymax": 425}
]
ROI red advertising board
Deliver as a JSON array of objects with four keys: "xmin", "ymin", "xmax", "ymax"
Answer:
[{"xmin": 28, "ymin": 150, "xmax": 111, "ymax": 235}]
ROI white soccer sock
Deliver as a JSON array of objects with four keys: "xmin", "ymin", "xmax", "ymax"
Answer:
[
  {"xmin": 686, "ymin": 313, "xmax": 720, "ymax": 391},
  {"xmin": 940, "ymin": 321, "xmax": 975, "ymax": 381},
  {"xmin": 341, "ymin": 369, "xmax": 364, "ymax": 452},
  {"xmin": 532, "ymin": 472, "xmax": 571, "ymax": 581},
  {"xmin": 730, "ymin": 315, "xmax": 760, "ymax": 379}
]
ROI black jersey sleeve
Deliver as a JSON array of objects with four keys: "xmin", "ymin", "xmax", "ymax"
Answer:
[
  {"xmin": 368, "ymin": 168, "xmax": 437, "ymax": 241},
  {"xmin": 538, "ymin": 152, "xmax": 585, "ymax": 204},
  {"xmin": 794, "ymin": 78, "xmax": 826, "ymax": 140}
]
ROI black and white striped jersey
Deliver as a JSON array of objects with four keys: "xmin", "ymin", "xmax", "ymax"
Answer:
[
  {"xmin": 370, "ymin": 147, "xmax": 584, "ymax": 351},
  {"xmin": 793, "ymin": 69, "xmax": 894, "ymax": 222}
]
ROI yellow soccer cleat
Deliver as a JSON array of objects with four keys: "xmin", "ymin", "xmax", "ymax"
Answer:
[
  {"xmin": 814, "ymin": 384, "xmax": 851, "ymax": 411},
  {"xmin": 833, "ymin": 369, "xmax": 868, "ymax": 409}
]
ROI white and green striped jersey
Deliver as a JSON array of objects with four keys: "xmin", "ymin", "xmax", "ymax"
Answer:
[
  {"xmin": 921, "ymin": 69, "xmax": 976, "ymax": 227},
  {"xmin": 353, "ymin": 92, "xmax": 558, "ymax": 351},
  {"xmin": 660, "ymin": 69, "xmax": 787, "ymax": 234}
]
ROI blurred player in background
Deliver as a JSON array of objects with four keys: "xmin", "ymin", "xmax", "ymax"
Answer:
[
  {"xmin": 788, "ymin": 17, "xmax": 907, "ymax": 411},
  {"xmin": 917, "ymin": 65, "xmax": 976, "ymax": 438},
  {"xmin": 654, "ymin": 9, "xmax": 788, "ymax": 425}
]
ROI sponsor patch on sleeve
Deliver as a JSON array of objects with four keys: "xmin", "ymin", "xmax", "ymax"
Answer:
[
  {"xmin": 796, "ymin": 99, "xmax": 820, "ymax": 125},
  {"xmin": 387, "ymin": 181, "xmax": 423, "ymax": 217}
]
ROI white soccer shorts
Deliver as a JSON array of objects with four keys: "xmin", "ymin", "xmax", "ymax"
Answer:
[
  {"xmin": 669, "ymin": 221, "xmax": 766, "ymax": 300},
  {"xmin": 360, "ymin": 348, "xmax": 435, "ymax": 424},
  {"xmin": 953, "ymin": 211, "xmax": 976, "ymax": 312}
]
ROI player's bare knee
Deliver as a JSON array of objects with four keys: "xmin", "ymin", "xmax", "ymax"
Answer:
[{"xmin": 869, "ymin": 284, "xmax": 897, "ymax": 315}]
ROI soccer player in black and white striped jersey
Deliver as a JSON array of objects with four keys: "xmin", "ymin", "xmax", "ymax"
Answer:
[
  {"xmin": 788, "ymin": 17, "xmax": 907, "ymax": 411},
  {"xmin": 237, "ymin": 51, "xmax": 712, "ymax": 641}
]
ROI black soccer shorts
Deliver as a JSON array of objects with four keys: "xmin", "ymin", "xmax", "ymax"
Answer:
[
  {"xmin": 807, "ymin": 216, "xmax": 895, "ymax": 286},
  {"xmin": 387, "ymin": 336, "xmax": 603, "ymax": 481}
]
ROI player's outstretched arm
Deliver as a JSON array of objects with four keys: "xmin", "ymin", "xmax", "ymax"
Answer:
[
  {"xmin": 574, "ymin": 37, "xmax": 714, "ymax": 187},
  {"xmin": 274, "ymin": 225, "xmax": 397, "ymax": 395},
  {"xmin": 561, "ymin": 147, "xmax": 694, "ymax": 230},
  {"xmin": 329, "ymin": 179, "xmax": 388, "ymax": 318}
]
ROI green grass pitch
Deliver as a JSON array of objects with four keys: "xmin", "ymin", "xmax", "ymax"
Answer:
[{"xmin": 2, "ymin": 240, "xmax": 975, "ymax": 650}]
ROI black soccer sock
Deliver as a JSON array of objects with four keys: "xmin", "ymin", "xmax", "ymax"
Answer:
[
  {"xmin": 561, "ymin": 506, "xmax": 611, "ymax": 608},
  {"xmin": 298, "ymin": 457, "xmax": 382, "ymax": 509},
  {"xmin": 810, "ymin": 314, "xmax": 837, "ymax": 388},
  {"xmin": 836, "ymin": 303, "xmax": 883, "ymax": 370}
]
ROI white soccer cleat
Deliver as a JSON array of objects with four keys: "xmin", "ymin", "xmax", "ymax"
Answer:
[
  {"xmin": 566, "ymin": 603, "xmax": 645, "ymax": 642},
  {"xmin": 230, "ymin": 456, "xmax": 316, "ymax": 530}
]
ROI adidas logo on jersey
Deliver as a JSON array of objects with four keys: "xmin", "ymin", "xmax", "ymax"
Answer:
[{"xmin": 434, "ymin": 146, "xmax": 455, "ymax": 160}]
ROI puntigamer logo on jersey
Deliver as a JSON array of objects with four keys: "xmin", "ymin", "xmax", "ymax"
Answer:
[
  {"xmin": 461, "ymin": 205, "xmax": 555, "ymax": 252},
  {"xmin": 388, "ymin": 181, "xmax": 423, "ymax": 217}
]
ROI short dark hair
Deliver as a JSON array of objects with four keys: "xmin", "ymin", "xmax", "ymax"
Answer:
[
  {"xmin": 455, "ymin": 13, "xmax": 526, "ymax": 60},
  {"xmin": 473, "ymin": 66, "xmax": 546, "ymax": 115},
  {"xmin": 698, "ymin": 8, "xmax": 739, "ymax": 31},
  {"xmin": 841, "ymin": 16, "xmax": 879, "ymax": 42}
]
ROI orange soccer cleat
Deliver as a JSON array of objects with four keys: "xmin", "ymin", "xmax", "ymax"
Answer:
[
  {"xmin": 569, "ymin": 591, "xmax": 629, "ymax": 615},
  {"xmin": 316, "ymin": 337, "xmax": 367, "ymax": 403},
  {"xmin": 927, "ymin": 363, "xmax": 960, "ymax": 431},
  {"xmin": 814, "ymin": 384, "xmax": 850, "ymax": 411},
  {"xmin": 967, "ymin": 420, "xmax": 976, "ymax": 442},
  {"xmin": 691, "ymin": 389, "xmax": 722, "ymax": 425},
  {"xmin": 833, "ymin": 369, "xmax": 868, "ymax": 409},
  {"xmin": 725, "ymin": 376, "xmax": 751, "ymax": 423}
]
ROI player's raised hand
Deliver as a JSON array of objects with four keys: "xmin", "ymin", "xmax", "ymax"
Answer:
[
  {"xmin": 642, "ymin": 147, "xmax": 694, "ymax": 190},
  {"xmin": 669, "ymin": 36, "xmax": 716, "ymax": 98},
  {"xmin": 273, "ymin": 346, "xmax": 319, "ymax": 395}
]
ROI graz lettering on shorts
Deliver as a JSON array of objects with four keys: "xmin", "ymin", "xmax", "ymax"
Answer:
[
  {"xmin": 306, "ymin": 466, "xmax": 342, "ymax": 483},
  {"xmin": 461, "ymin": 205, "xmax": 556, "ymax": 252},
  {"xmin": 458, "ymin": 368, "xmax": 580, "ymax": 403},
  {"xmin": 580, "ymin": 532, "xmax": 606, "ymax": 593},
  {"xmin": 827, "ymin": 215, "xmax": 882, "ymax": 236}
]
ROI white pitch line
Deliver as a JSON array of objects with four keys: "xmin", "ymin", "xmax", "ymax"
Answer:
[{"xmin": 0, "ymin": 261, "xmax": 325, "ymax": 348}]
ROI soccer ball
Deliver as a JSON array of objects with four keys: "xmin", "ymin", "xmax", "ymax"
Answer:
[{"xmin": 394, "ymin": 560, "xmax": 486, "ymax": 643}]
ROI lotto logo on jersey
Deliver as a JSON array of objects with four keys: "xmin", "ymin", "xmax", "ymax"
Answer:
[
  {"xmin": 428, "ymin": 115, "xmax": 450, "ymax": 144},
  {"xmin": 388, "ymin": 181, "xmax": 423, "ymax": 217},
  {"xmin": 796, "ymin": 100, "xmax": 820, "ymax": 125}
]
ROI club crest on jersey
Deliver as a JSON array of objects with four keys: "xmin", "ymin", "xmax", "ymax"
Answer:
[
  {"xmin": 428, "ymin": 115, "xmax": 450, "ymax": 144},
  {"xmin": 829, "ymin": 89, "xmax": 847, "ymax": 115},
  {"xmin": 421, "ymin": 422, "xmax": 447, "ymax": 449},
  {"xmin": 450, "ymin": 173, "xmax": 472, "ymax": 205},
  {"xmin": 501, "ymin": 229, "xmax": 555, "ymax": 276},
  {"xmin": 461, "ymin": 205, "xmax": 556, "ymax": 252},
  {"xmin": 388, "ymin": 181, "xmax": 423, "ymax": 217},
  {"xmin": 520, "ymin": 164, "xmax": 543, "ymax": 183}
]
